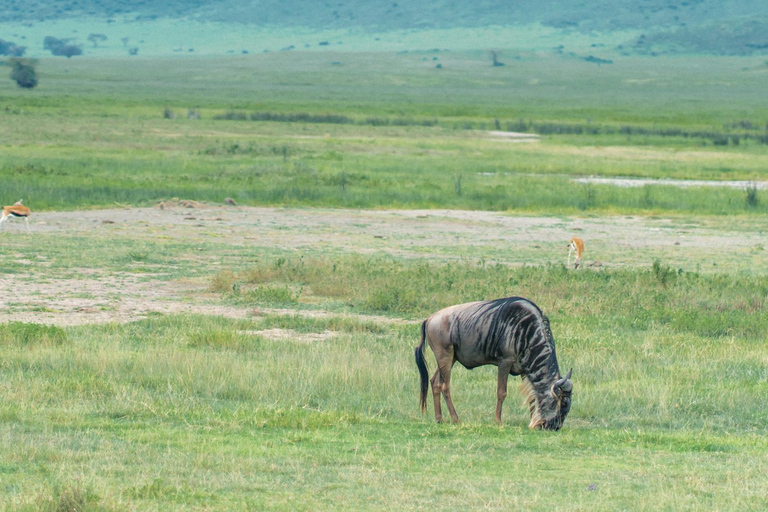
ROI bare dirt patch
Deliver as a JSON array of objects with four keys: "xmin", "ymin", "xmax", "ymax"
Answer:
[{"xmin": 0, "ymin": 205, "xmax": 764, "ymax": 326}]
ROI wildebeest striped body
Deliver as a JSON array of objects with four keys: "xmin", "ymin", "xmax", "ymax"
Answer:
[{"xmin": 415, "ymin": 296, "xmax": 573, "ymax": 429}]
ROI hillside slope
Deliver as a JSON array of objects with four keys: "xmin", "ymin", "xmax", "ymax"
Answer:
[{"xmin": 3, "ymin": 0, "xmax": 768, "ymax": 55}]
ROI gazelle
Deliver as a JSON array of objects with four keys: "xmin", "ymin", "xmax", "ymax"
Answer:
[
  {"xmin": 0, "ymin": 200, "xmax": 31, "ymax": 233},
  {"xmin": 567, "ymin": 236, "xmax": 584, "ymax": 269}
]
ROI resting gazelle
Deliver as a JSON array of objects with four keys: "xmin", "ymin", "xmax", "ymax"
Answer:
[
  {"xmin": 0, "ymin": 200, "xmax": 31, "ymax": 233},
  {"xmin": 567, "ymin": 236, "xmax": 584, "ymax": 269}
]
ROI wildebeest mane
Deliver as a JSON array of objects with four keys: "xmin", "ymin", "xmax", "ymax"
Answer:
[{"xmin": 458, "ymin": 296, "xmax": 545, "ymax": 362}]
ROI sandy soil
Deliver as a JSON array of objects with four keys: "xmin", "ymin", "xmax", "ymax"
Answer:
[{"xmin": 0, "ymin": 205, "xmax": 764, "ymax": 326}]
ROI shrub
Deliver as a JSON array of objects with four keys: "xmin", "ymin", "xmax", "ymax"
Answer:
[
  {"xmin": 744, "ymin": 184, "xmax": 759, "ymax": 208},
  {"xmin": 9, "ymin": 58, "xmax": 37, "ymax": 89}
]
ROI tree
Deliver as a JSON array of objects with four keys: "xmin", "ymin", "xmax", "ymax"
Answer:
[
  {"xmin": 53, "ymin": 45, "xmax": 83, "ymax": 58},
  {"xmin": 44, "ymin": 36, "xmax": 67, "ymax": 52},
  {"xmin": 43, "ymin": 36, "xmax": 82, "ymax": 58},
  {"xmin": 0, "ymin": 39, "xmax": 26, "ymax": 57},
  {"xmin": 9, "ymin": 58, "xmax": 37, "ymax": 89},
  {"xmin": 88, "ymin": 33, "xmax": 107, "ymax": 47}
]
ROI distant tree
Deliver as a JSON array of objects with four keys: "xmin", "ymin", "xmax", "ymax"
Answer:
[
  {"xmin": 0, "ymin": 39, "xmax": 26, "ymax": 57},
  {"xmin": 53, "ymin": 45, "xmax": 83, "ymax": 58},
  {"xmin": 9, "ymin": 58, "xmax": 37, "ymax": 89},
  {"xmin": 87, "ymin": 33, "xmax": 107, "ymax": 47},
  {"xmin": 43, "ymin": 36, "xmax": 67, "ymax": 52},
  {"xmin": 128, "ymin": 47, "xmax": 139, "ymax": 56},
  {"xmin": 121, "ymin": 37, "xmax": 129, "ymax": 47},
  {"xmin": 44, "ymin": 36, "xmax": 82, "ymax": 58}
]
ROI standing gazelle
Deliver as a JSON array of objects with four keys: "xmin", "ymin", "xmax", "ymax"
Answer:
[
  {"xmin": 567, "ymin": 236, "xmax": 584, "ymax": 269},
  {"xmin": 0, "ymin": 200, "xmax": 31, "ymax": 233}
]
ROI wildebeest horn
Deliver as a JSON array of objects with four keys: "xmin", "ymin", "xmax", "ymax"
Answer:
[{"xmin": 554, "ymin": 368, "xmax": 573, "ymax": 393}]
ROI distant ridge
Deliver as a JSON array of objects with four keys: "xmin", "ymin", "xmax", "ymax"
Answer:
[{"xmin": 4, "ymin": 0, "xmax": 768, "ymax": 55}]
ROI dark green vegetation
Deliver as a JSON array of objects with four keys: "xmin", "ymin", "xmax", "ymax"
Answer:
[
  {"xmin": 1, "ymin": 53, "xmax": 768, "ymax": 215},
  {"xmin": 8, "ymin": 58, "xmax": 37, "ymax": 88}
]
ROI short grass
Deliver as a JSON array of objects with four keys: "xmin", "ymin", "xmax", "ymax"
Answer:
[{"xmin": 2, "ymin": 255, "xmax": 768, "ymax": 510}]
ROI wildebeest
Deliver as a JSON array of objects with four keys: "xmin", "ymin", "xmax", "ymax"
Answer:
[{"xmin": 414, "ymin": 296, "xmax": 573, "ymax": 430}]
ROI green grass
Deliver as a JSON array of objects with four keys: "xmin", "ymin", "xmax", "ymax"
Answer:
[
  {"xmin": 1, "ymin": 53, "xmax": 768, "ymax": 215},
  {"xmin": 2, "ymin": 256, "xmax": 768, "ymax": 509},
  {"xmin": 1, "ymin": 49, "xmax": 768, "ymax": 510}
]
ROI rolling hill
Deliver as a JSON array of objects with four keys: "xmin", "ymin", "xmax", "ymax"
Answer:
[{"xmin": 2, "ymin": 0, "xmax": 768, "ymax": 55}]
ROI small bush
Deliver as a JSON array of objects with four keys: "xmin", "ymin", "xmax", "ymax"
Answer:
[
  {"xmin": 744, "ymin": 184, "xmax": 759, "ymax": 208},
  {"xmin": 652, "ymin": 259, "xmax": 680, "ymax": 286},
  {"xmin": 9, "ymin": 58, "xmax": 37, "ymax": 89}
]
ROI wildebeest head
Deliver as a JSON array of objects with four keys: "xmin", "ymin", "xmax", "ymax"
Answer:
[{"xmin": 525, "ymin": 368, "xmax": 573, "ymax": 431}]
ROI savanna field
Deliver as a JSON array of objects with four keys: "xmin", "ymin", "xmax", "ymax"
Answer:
[{"xmin": 0, "ymin": 48, "xmax": 767, "ymax": 510}]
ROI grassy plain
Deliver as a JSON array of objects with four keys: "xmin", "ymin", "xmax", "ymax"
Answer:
[
  {"xmin": 2, "ymin": 246, "xmax": 768, "ymax": 510},
  {"xmin": 0, "ymin": 51, "xmax": 767, "ymax": 510},
  {"xmin": 1, "ymin": 52, "xmax": 768, "ymax": 213}
]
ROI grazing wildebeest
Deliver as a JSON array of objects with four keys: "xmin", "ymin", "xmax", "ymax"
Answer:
[{"xmin": 414, "ymin": 296, "xmax": 573, "ymax": 430}]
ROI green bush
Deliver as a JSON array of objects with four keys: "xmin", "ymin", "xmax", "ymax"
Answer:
[{"xmin": 9, "ymin": 58, "xmax": 37, "ymax": 89}]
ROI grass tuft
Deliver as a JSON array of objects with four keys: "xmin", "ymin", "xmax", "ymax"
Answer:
[{"xmin": 0, "ymin": 322, "xmax": 68, "ymax": 346}]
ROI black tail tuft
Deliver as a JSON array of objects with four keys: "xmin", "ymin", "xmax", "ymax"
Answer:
[{"xmin": 415, "ymin": 320, "xmax": 429, "ymax": 414}]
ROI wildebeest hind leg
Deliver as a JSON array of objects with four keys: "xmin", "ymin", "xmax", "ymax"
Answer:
[
  {"xmin": 430, "ymin": 370, "xmax": 443, "ymax": 423},
  {"xmin": 438, "ymin": 357, "xmax": 459, "ymax": 424}
]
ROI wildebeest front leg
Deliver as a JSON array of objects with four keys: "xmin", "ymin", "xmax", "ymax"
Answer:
[{"xmin": 495, "ymin": 360, "xmax": 514, "ymax": 425}]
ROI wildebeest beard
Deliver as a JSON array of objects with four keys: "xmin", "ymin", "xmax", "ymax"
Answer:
[{"xmin": 522, "ymin": 370, "xmax": 573, "ymax": 431}]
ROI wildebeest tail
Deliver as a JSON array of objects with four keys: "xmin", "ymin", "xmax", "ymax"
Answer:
[{"xmin": 414, "ymin": 320, "xmax": 429, "ymax": 414}]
